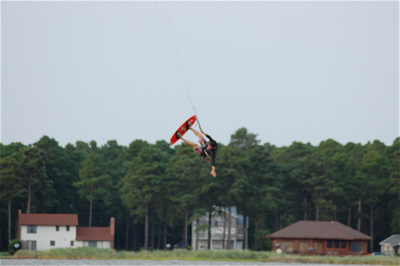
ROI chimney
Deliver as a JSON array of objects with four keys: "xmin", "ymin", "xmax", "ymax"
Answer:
[
  {"xmin": 110, "ymin": 217, "xmax": 115, "ymax": 249},
  {"xmin": 18, "ymin": 209, "xmax": 22, "ymax": 239},
  {"xmin": 110, "ymin": 217, "xmax": 115, "ymax": 235}
]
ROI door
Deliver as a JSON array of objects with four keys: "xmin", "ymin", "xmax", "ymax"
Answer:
[
  {"xmin": 313, "ymin": 242, "xmax": 323, "ymax": 254},
  {"xmin": 299, "ymin": 242, "xmax": 309, "ymax": 253}
]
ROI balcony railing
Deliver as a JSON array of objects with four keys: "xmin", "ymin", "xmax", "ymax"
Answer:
[{"xmin": 195, "ymin": 233, "xmax": 244, "ymax": 240}]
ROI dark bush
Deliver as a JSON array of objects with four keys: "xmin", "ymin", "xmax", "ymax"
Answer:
[{"xmin": 8, "ymin": 239, "xmax": 22, "ymax": 255}]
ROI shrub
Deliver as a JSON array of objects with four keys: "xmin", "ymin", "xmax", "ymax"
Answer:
[{"xmin": 8, "ymin": 239, "xmax": 22, "ymax": 255}]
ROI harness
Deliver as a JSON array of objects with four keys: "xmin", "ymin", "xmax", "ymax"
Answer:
[
  {"xmin": 201, "ymin": 145, "xmax": 210, "ymax": 157},
  {"xmin": 201, "ymin": 145, "xmax": 217, "ymax": 158}
]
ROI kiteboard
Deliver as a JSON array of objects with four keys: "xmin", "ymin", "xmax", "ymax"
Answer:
[{"xmin": 170, "ymin": 115, "xmax": 197, "ymax": 145}]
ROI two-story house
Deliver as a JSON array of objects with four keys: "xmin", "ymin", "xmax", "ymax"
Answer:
[
  {"xmin": 192, "ymin": 206, "xmax": 248, "ymax": 250},
  {"xmin": 18, "ymin": 210, "xmax": 115, "ymax": 251}
]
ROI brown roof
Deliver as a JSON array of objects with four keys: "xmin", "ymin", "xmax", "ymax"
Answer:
[
  {"xmin": 76, "ymin": 227, "xmax": 114, "ymax": 241},
  {"xmin": 268, "ymin": 221, "xmax": 372, "ymax": 240},
  {"xmin": 19, "ymin": 213, "xmax": 78, "ymax": 226}
]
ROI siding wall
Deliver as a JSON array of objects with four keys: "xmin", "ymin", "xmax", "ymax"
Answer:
[
  {"xmin": 20, "ymin": 225, "xmax": 112, "ymax": 251},
  {"xmin": 271, "ymin": 238, "xmax": 369, "ymax": 255},
  {"xmin": 20, "ymin": 225, "xmax": 76, "ymax": 251},
  {"xmin": 75, "ymin": 240, "xmax": 111, "ymax": 249}
]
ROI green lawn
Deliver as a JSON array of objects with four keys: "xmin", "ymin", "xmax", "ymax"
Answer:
[
  {"xmin": 5, "ymin": 248, "xmax": 400, "ymax": 265},
  {"xmin": 0, "ymin": 251, "xmax": 11, "ymax": 257}
]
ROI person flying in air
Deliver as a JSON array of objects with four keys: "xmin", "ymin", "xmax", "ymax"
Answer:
[{"xmin": 177, "ymin": 122, "xmax": 218, "ymax": 177}]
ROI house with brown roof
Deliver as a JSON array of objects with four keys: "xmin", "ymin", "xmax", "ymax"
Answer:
[
  {"xmin": 267, "ymin": 221, "xmax": 372, "ymax": 255},
  {"xmin": 18, "ymin": 210, "xmax": 115, "ymax": 251},
  {"xmin": 75, "ymin": 225, "xmax": 115, "ymax": 249}
]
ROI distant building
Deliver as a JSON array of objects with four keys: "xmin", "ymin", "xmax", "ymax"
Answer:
[
  {"xmin": 191, "ymin": 206, "xmax": 248, "ymax": 250},
  {"xmin": 267, "ymin": 221, "xmax": 372, "ymax": 255},
  {"xmin": 379, "ymin": 234, "xmax": 400, "ymax": 256},
  {"xmin": 18, "ymin": 210, "xmax": 115, "ymax": 251},
  {"xmin": 75, "ymin": 225, "xmax": 115, "ymax": 249}
]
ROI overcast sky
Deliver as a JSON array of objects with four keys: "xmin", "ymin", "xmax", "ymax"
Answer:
[{"xmin": 1, "ymin": 0, "xmax": 399, "ymax": 148}]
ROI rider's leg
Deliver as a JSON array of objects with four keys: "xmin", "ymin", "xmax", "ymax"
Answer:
[
  {"xmin": 190, "ymin": 127, "xmax": 203, "ymax": 140},
  {"xmin": 180, "ymin": 137, "xmax": 198, "ymax": 149}
]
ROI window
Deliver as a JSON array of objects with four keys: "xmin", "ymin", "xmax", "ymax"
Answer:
[
  {"xmin": 56, "ymin": 225, "xmax": 59, "ymax": 231},
  {"xmin": 327, "ymin": 240, "xmax": 332, "ymax": 248},
  {"xmin": 281, "ymin": 241, "xmax": 294, "ymax": 252},
  {"xmin": 66, "ymin": 226, "xmax": 70, "ymax": 231},
  {"xmin": 334, "ymin": 240, "xmax": 340, "ymax": 248},
  {"xmin": 27, "ymin": 225, "xmax": 37, "ymax": 233},
  {"xmin": 28, "ymin": 241, "xmax": 37, "ymax": 251},
  {"xmin": 341, "ymin": 241, "xmax": 347, "ymax": 249},
  {"xmin": 50, "ymin": 240, "xmax": 55, "ymax": 246},
  {"xmin": 89, "ymin": 241, "xmax": 97, "ymax": 248},
  {"xmin": 70, "ymin": 241, "xmax": 74, "ymax": 247},
  {"xmin": 351, "ymin": 243, "xmax": 361, "ymax": 252},
  {"xmin": 198, "ymin": 220, "xmax": 207, "ymax": 226}
]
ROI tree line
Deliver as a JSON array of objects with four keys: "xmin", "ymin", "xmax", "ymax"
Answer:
[{"xmin": 0, "ymin": 128, "xmax": 399, "ymax": 252}]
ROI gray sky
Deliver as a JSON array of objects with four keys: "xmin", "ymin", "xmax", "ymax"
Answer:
[{"xmin": 1, "ymin": 1, "xmax": 399, "ymax": 148}]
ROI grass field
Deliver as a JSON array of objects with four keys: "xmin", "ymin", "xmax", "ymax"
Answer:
[
  {"xmin": 0, "ymin": 251, "xmax": 11, "ymax": 257},
  {"xmin": 2, "ymin": 247, "xmax": 399, "ymax": 265}
]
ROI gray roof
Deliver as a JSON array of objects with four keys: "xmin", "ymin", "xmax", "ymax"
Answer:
[
  {"xmin": 220, "ymin": 206, "xmax": 237, "ymax": 216},
  {"xmin": 268, "ymin": 221, "xmax": 372, "ymax": 240},
  {"xmin": 379, "ymin": 234, "xmax": 400, "ymax": 246}
]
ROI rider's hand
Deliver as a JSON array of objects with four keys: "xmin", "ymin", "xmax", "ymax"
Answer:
[{"xmin": 210, "ymin": 169, "xmax": 217, "ymax": 177}]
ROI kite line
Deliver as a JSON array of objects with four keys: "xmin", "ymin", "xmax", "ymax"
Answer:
[{"xmin": 154, "ymin": 2, "xmax": 204, "ymax": 132}]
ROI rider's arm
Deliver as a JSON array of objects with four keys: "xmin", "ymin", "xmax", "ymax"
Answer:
[{"xmin": 203, "ymin": 133, "xmax": 215, "ymax": 142}]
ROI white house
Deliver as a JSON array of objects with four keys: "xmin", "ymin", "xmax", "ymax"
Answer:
[
  {"xmin": 18, "ymin": 210, "xmax": 115, "ymax": 251},
  {"xmin": 379, "ymin": 234, "xmax": 400, "ymax": 256},
  {"xmin": 192, "ymin": 206, "xmax": 248, "ymax": 250}
]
